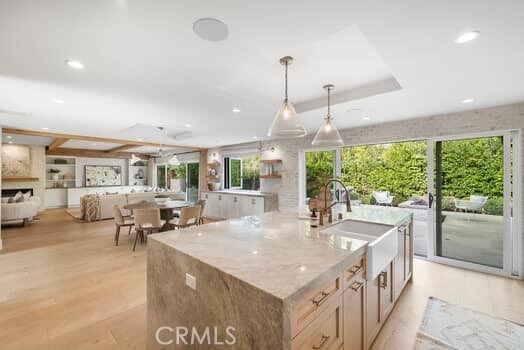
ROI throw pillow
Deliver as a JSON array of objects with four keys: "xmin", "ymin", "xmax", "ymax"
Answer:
[
  {"xmin": 13, "ymin": 191, "xmax": 23, "ymax": 201},
  {"xmin": 8, "ymin": 197, "xmax": 15, "ymax": 203},
  {"xmin": 23, "ymin": 191, "xmax": 32, "ymax": 200},
  {"xmin": 16, "ymin": 196, "xmax": 25, "ymax": 203}
]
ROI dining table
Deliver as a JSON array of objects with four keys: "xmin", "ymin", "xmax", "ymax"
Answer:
[{"xmin": 124, "ymin": 200, "xmax": 195, "ymax": 231}]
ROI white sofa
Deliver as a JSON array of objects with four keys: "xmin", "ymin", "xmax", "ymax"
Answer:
[{"xmin": 1, "ymin": 197, "xmax": 40, "ymax": 226}]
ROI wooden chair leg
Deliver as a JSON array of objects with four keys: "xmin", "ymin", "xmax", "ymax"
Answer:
[
  {"xmin": 128, "ymin": 225, "xmax": 132, "ymax": 235},
  {"xmin": 115, "ymin": 225, "xmax": 121, "ymax": 246},
  {"xmin": 133, "ymin": 229, "xmax": 141, "ymax": 251}
]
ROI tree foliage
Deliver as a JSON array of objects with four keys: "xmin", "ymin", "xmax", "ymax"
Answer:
[{"xmin": 305, "ymin": 138, "xmax": 504, "ymax": 209}]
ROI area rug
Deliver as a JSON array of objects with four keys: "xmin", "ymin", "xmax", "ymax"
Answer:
[{"xmin": 414, "ymin": 297, "xmax": 524, "ymax": 349}]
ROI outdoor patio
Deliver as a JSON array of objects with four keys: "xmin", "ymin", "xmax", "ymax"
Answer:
[{"xmin": 359, "ymin": 204, "xmax": 504, "ymax": 268}]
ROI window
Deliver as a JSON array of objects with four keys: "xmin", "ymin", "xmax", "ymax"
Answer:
[{"xmin": 224, "ymin": 155, "xmax": 260, "ymax": 190}]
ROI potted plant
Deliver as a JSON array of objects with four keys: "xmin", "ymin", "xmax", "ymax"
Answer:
[{"xmin": 49, "ymin": 168, "xmax": 61, "ymax": 181}]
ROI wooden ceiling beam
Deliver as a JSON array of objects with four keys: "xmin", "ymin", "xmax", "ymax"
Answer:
[
  {"xmin": 105, "ymin": 144, "xmax": 137, "ymax": 154},
  {"xmin": 46, "ymin": 147, "xmax": 150, "ymax": 160},
  {"xmin": 3, "ymin": 128, "xmax": 200, "ymax": 151},
  {"xmin": 47, "ymin": 138, "xmax": 69, "ymax": 151}
]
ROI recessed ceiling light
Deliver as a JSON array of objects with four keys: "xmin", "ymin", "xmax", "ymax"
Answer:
[
  {"xmin": 42, "ymin": 127, "xmax": 49, "ymax": 130},
  {"xmin": 252, "ymin": 136, "xmax": 258, "ymax": 139},
  {"xmin": 462, "ymin": 98, "xmax": 474, "ymax": 104},
  {"xmin": 137, "ymin": 138, "xmax": 143, "ymax": 141},
  {"xmin": 232, "ymin": 108, "xmax": 241, "ymax": 113},
  {"xmin": 6, "ymin": 135, "xmax": 12, "ymax": 139},
  {"xmin": 65, "ymin": 59, "xmax": 85, "ymax": 70},
  {"xmin": 455, "ymin": 31, "xmax": 480, "ymax": 44},
  {"xmin": 363, "ymin": 117, "xmax": 371, "ymax": 121},
  {"xmin": 185, "ymin": 124, "xmax": 192, "ymax": 128},
  {"xmin": 54, "ymin": 99, "xmax": 65, "ymax": 104},
  {"xmin": 193, "ymin": 18, "xmax": 229, "ymax": 42},
  {"xmin": 8, "ymin": 141, "xmax": 13, "ymax": 144},
  {"xmin": 251, "ymin": 250, "xmax": 258, "ymax": 255}
]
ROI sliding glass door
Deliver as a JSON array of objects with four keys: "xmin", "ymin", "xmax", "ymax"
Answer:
[
  {"xmin": 428, "ymin": 134, "xmax": 517, "ymax": 274},
  {"xmin": 304, "ymin": 150, "xmax": 337, "ymax": 209},
  {"xmin": 186, "ymin": 162, "xmax": 199, "ymax": 203}
]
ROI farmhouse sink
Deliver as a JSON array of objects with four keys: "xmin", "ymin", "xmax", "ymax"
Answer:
[{"xmin": 320, "ymin": 219, "xmax": 398, "ymax": 281}]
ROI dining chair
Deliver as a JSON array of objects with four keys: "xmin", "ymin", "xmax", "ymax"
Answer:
[
  {"xmin": 132, "ymin": 208, "xmax": 165, "ymax": 251},
  {"xmin": 197, "ymin": 199, "xmax": 207, "ymax": 224},
  {"xmin": 112, "ymin": 205, "xmax": 134, "ymax": 246},
  {"xmin": 170, "ymin": 205, "xmax": 201, "ymax": 229}
]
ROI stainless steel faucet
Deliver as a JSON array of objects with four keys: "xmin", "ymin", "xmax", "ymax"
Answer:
[{"xmin": 319, "ymin": 178, "xmax": 352, "ymax": 225}]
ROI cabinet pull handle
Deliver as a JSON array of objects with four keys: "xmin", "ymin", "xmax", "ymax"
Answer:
[
  {"xmin": 218, "ymin": 195, "xmax": 222, "ymax": 200},
  {"xmin": 348, "ymin": 264, "xmax": 362, "ymax": 275},
  {"xmin": 380, "ymin": 271, "xmax": 388, "ymax": 289},
  {"xmin": 312, "ymin": 335, "xmax": 330, "ymax": 350},
  {"xmin": 234, "ymin": 197, "xmax": 237, "ymax": 203},
  {"xmin": 312, "ymin": 291, "xmax": 329, "ymax": 307},
  {"xmin": 252, "ymin": 198, "xmax": 256, "ymax": 205},
  {"xmin": 351, "ymin": 281, "xmax": 364, "ymax": 292}
]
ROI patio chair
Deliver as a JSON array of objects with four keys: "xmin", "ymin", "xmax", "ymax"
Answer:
[
  {"xmin": 454, "ymin": 195, "xmax": 488, "ymax": 213},
  {"xmin": 372, "ymin": 191, "xmax": 394, "ymax": 206}
]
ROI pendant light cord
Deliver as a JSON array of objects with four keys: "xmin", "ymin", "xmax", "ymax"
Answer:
[
  {"xmin": 327, "ymin": 87, "xmax": 331, "ymax": 117},
  {"xmin": 284, "ymin": 61, "xmax": 288, "ymax": 101}
]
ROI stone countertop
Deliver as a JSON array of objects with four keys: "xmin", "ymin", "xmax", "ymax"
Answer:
[
  {"xmin": 202, "ymin": 190, "xmax": 277, "ymax": 197},
  {"xmin": 150, "ymin": 206, "xmax": 410, "ymax": 302}
]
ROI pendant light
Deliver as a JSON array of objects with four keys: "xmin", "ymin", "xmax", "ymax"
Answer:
[
  {"xmin": 168, "ymin": 154, "xmax": 180, "ymax": 165},
  {"xmin": 312, "ymin": 84, "xmax": 343, "ymax": 146},
  {"xmin": 130, "ymin": 154, "xmax": 141, "ymax": 165},
  {"xmin": 267, "ymin": 56, "xmax": 306, "ymax": 138}
]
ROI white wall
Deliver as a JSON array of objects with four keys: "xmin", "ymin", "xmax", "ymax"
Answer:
[{"xmin": 75, "ymin": 157, "xmax": 129, "ymax": 187}]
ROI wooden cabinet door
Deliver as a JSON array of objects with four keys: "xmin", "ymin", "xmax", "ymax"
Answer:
[
  {"xmin": 216, "ymin": 194, "xmax": 227, "ymax": 219},
  {"xmin": 253, "ymin": 197, "xmax": 265, "ymax": 215},
  {"xmin": 404, "ymin": 221, "xmax": 413, "ymax": 281},
  {"xmin": 365, "ymin": 275, "xmax": 381, "ymax": 346},
  {"xmin": 394, "ymin": 225, "xmax": 406, "ymax": 301},
  {"xmin": 343, "ymin": 278, "xmax": 366, "ymax": 350},
  {"xmin": 380, "ymin": 263, "xmax": 395, "ymax": 321}
]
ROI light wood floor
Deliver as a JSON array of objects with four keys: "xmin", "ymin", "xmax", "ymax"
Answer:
[{"xmin": 0, "ymin": 209, "xmax": 523, "ymax": 350}]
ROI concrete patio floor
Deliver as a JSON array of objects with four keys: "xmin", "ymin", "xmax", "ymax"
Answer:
[{"xmin": 359, "ymin": 205, "xmax": 504, "ymax": 268}]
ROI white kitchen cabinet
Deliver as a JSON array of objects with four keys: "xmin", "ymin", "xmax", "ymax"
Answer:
[
  {"xmin": 202, "ymin": 192, "xmax": 270, "ymax": 219},
  {"xmin": 45, "ymin": 188, "xmax": 68, "ymax": 208}
]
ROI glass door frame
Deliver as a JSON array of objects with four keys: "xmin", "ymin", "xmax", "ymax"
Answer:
[
  {"xmin": 426, "ymin": 130, "xmax": 520, "ymax": 277},
  {"xmin": 186, "ymin": 162, "xmax": 200, "ymax": 202}
]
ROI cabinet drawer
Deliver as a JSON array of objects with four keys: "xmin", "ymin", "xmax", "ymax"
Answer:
[
  {"xmin": 343, "ymin": 254, "xmax": 365, "ymax": 290},
  {"xmin": 291, "ymin": 296, "xmax": 342, "ymax": 350},
  {"xmin": 291, "ymin": 276, "xmax": 341, "ymax": 337}
]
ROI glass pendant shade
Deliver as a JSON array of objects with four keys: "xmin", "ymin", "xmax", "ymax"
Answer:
[
  {"xmin": 312, "ymin": 84, "xmax": 343, "ymax": 146},
  {"xmin": 168, "ymin": 154, "xmax": 180, "ymax": 165},
  {"xmin": 312, "ymin": 116, "xmax": 343, "ymax": 146},
  {"xmin": 267, "ymin": 98, "xmax": 306, "ymax": 137},
  {"xmin": 267, "ymin": 56, "xmax": 306, "ymax": 138}
]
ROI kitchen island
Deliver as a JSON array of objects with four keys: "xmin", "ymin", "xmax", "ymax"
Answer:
[{"xmin": 148, "ymin": 207, "xmax": 413, "ymax": 350}]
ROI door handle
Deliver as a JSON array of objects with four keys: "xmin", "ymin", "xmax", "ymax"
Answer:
[{"xmin": 428, "ymin": 193, "xmax": 434, "ymax": 208}]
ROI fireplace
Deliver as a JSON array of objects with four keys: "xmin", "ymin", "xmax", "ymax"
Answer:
[{"xmin": 1, "ymin": 188, "xmax": 33, "ymax": 198}]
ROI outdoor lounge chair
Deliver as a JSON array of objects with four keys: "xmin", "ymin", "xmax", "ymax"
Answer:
[
  {"xmin": 372, "ymin": 191, "xmax": 394, "ymax": 206},
  {"xmin": 454, "ymin": 195, "xmax": 488, "ymax": 213}
]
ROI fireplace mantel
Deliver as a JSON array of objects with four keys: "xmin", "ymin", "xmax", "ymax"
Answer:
[{"xmin": 2, "ymin": 176, "xmax": 40, "ymax": 182}]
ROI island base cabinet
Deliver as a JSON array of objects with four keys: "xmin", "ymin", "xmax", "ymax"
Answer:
[
  {"xmin": 394, "ymin": 221, "xmax": 413, "ymax": 301},
  {"xmin": 343, "ymin": 278, "xmax": 366, "ymax": 350},
  {"xmin": 365, "ymin": 262, "xmax": 395, "ymax": 348},
  {"xmin": 291, "ymin": 297, "xmax": 343, "ymax": 350},
  {"xmin": 365, "ymin": 275, "xmax": 381, "ymax": 347}
]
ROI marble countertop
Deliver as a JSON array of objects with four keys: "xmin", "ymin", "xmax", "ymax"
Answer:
[{"xmin": 150, "ymin": 207, "xmax": 410, "ymax": 301}]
